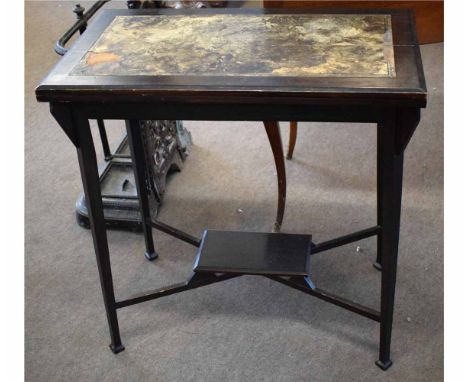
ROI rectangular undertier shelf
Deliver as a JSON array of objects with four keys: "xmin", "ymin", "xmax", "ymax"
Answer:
[{"xmin": 193, "ymin": 230, "xmax": 312, "ymax": 276}]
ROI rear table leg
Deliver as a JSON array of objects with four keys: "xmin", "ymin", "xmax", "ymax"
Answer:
[
  {"xmin": 97, "ymin": 119, "xmax": 112, "ymax": 161},
  {"xmin": 374, "ymin": 122, "xmax": 384, "ymax": 271},
  {"xmin": 126, "ymin": 120, "xmax": 158, "ymax": 261}
]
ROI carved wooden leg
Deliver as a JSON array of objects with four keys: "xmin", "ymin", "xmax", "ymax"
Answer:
[
  {"xmin": 287, "ymin": 121, "xmax": 298, "ymax": 160},
  {"xmin": 263, "ymin": 121, "xmax": 286, "ymax": 232}
]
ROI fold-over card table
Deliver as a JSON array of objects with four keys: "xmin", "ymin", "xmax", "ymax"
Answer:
[{"xmin": 36, "ymin": 8, "xmax": 426, "ymax": 370}]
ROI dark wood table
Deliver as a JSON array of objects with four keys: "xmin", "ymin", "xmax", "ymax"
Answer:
[{"xmin": 36, "ymin": 7, "xmax": 426, "ymax": 370}]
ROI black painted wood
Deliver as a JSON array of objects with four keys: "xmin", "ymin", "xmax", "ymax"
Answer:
[
  {"xmin": 126, "ymin": 120, "xmax": 158, "ymax": 261},
  {"xmin": 193, "ymin": 230, "xmax": 312, "ymax": 276},
  {"xmin": 375, "ymin": 110, "xmax": 405, "ymax": 371},
  {"xmin": 116, "ymin": 273, "xmax": 241, "ymax": 309},
  {"xmin": 310, "ymin": 226, "xmax": 381, "ymax": 255},
  {"xmin": 267, "ymin": 275, "xmax": 381, "ymax": 322},
  {"xmin": 74, "ymin": 111, "xmax": 124, "ymax": 354}
]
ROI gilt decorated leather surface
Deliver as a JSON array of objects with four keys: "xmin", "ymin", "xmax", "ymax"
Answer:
[{"xmin": 71, "ymin": 14, "xmax": 395, "ymax": 78}]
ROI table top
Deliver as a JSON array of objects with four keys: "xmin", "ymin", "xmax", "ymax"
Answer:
[
  {"xmin": 72, "ymin": 14, "xmax": 395, "ymax": 78},
  {"xmin": 36, "ymin": 8, "xmax": 426, "ymax": 107}
]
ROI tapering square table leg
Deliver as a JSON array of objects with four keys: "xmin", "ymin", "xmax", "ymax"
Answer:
[
  {"xmin": 75, "ymin": 112, "xmax": 124, "ymax": 353},
  {"xmin": 126, "ymin": 120, "xmax": 158, "ymax": 261},
  {"xmin": 375, "ymin": 111, "xmax": 404, "ymax": 370}
]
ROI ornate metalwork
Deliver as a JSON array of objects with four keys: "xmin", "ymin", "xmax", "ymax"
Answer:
[
  {"xmin": 55, "ymin": 1, "xmax": 110, "ymax": 56},
  {"xmin": 140, "ymin": 120, "xmax": 191, "ymax": 196}
]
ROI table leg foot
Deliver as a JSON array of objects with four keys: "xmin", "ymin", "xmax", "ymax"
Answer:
[
  {"xmin": 144, "ymin": 251, "xmax": 159, "ymax": 261},
  {"xmin": 375, "ymin": 359, "xmax": 393, "ymax": 370},
  {"xmin": 109, "ymin": 343, "xmax": 126, "ymax": 354},
  {"xmin": 373, "ymin": 262, "xmax": 382, "ymax": 271}
]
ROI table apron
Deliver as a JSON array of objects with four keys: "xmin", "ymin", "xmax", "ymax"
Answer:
[{"xmin": 65, "ymin": 102, "xmax": 391, "ymax": 123}]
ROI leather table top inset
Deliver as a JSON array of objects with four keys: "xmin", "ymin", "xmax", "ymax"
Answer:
[{"xmin": 71, "ymin": 14, "xmax": 396, "ymax": 78}]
